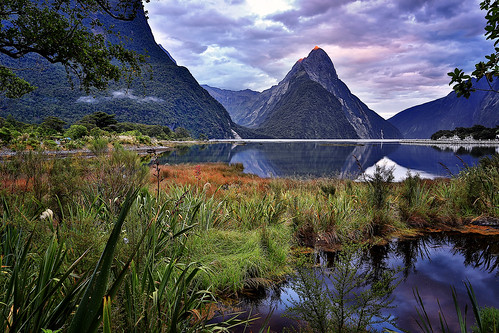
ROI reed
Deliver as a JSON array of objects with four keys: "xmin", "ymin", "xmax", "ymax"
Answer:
[{"xmin": 413, "ymin": 281, "xmax": 497, "ymax": 333}]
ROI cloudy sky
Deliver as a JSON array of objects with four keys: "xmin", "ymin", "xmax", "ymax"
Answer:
[{"xmin": 144, "ymin": 0, "xmax": 493, "ymax": 118}]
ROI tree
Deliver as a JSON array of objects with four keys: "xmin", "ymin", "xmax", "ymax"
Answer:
[
  {"xmin": 0, "ymin": 0, "xmax": 146, "ymax": 98},
  {"xmin": 449, "ymin": 1, "xmax": 499, "ymax": 98},
  {"xmin": 65, "ymin": 124, "xmax": 88, "ymax": 139},
  {"xmin": 41, "ymin": 116, "xmax": 66, "ymax": 133},
  {"xmin": 78, "ymin": 111, "xmax": 117, "ymax": 130},
  {"xmin": 173, "ymin": 127, "xmax": 190, "ymax": 139}
]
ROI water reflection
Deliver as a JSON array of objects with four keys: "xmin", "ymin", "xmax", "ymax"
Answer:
[
  {"xmin": 157, "ymin": 142, "xmax": 495, "ymax": 179},
  {"xmin": 232, "ymin": 233, "xmax": 499, "ymax": 332}
]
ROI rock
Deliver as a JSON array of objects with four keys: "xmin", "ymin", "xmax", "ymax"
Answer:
[{"xmin": 471, "ymin": 216, "xmax": 499, "ymax": 227}]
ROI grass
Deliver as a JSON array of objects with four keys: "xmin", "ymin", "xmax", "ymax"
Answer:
[
  {"xmin": 0, "ymin": 149, "xmax": 497, "ymax": 331},
  {"xmin": 187, "ymin": 224, "xmax": 291, "ymax": 294}
]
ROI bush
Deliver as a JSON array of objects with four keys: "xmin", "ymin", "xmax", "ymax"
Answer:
[
  {"xmin": 65, "ymin": 124, "xmax": 88, "ymax": 140},
  {"xmin": 89, "ymin": 127, "xmax": 108, "ymax": 138},
  {"xmin": 86, "ymin": 146, "xmax": 148, "ymax": 213},
  {"xmin": 43, "ymin": 139, "xmax": 58, "ymax": 150},
  {"xmin": 285, "ymin": 244, "xmax": 399, "ymax": 333},
  {"xmin": 472, "ymin": 306, "xmax": 499, "ymax": 333},
  {"xmin": 0, "ymin": 126, "xmax": 12, "ymax": 143},
  {"xmin": 365, "ymin": 164, "xmax": 394, "ymax": 210},
  {"xmin": 88, "ymin": 137, "xmax": 108, "ymax": 156}
]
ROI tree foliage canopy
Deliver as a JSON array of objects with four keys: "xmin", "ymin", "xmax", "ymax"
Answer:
[
  {"xmin": 0, "ymin": 0, "xmax": 146, "ymax": 98},
  {"xmin": 449, "ymin": 0, "xmax": 499, "ymax": 98}
]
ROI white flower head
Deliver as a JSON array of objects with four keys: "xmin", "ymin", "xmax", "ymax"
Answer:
[{"xmin": 40, "ymin": 209, "xmax": 54, "ymax": 220}]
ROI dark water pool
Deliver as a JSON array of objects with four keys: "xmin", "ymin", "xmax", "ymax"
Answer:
[{"xmin": 220, "ymin": 232, "xmax": 499, "ymax": 332}]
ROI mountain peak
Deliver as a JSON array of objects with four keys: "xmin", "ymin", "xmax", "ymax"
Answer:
[
  {"xmin": 296, "ymin": 46, "xmax": 338, "ymax": 82},
  {"xmin": 288, "ymin": 47, "xmax": 338, "ymax": 82}
]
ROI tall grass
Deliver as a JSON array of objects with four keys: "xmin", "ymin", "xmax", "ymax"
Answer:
[
  {"xmin": 398, "ymin": 173, "xmax": 434, "ymax": 226},
  {"xmin": 453, "ymin": 154, "xmax": 499, "ymax": 216}
]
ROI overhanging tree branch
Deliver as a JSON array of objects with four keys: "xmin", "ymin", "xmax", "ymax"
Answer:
[
  {"xmin": 0, "ymin": 0, "xmax": 147, "ymax": 98},
  {"xmin": 449, "ymin": 0, "xmax": 499, "ymax": 98}
]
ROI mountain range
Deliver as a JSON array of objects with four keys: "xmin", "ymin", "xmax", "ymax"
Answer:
[{"xmin": 204, "ymin": 47, "xmax": 402, "ymax": 139}]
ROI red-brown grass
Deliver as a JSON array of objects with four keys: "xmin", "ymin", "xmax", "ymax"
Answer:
[{"xmin": 149, "ymin": 163, "xmax": 272, "ymax": 197}]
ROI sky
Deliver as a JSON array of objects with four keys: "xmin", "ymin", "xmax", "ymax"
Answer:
[{"xmin": 144, "ymin": 0, "xmax": 493, "ymax": 119}]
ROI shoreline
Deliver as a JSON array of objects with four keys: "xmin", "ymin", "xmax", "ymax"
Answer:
[
  {"xmin": 1, "ymin": 138, "xmax": 498, "ymax": 158},
  {"xmin": 210, "ymin": 138, "xmax": 499, "ymax": 145},
  {"xmin": 0, "ymin": 140, "xmax": 204, "ymax": 158}
]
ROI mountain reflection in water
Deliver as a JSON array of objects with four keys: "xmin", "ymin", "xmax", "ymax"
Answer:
[
  {"xmin": 230, "ymin": 233, "xmax": 499, "ymax": 332},
  {"xmin": 157, "ymin": 142, "xmax": 496, "ymax": 179}
]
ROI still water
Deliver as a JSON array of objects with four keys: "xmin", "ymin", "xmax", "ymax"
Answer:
[
  {"xmin": 231, "ymin": 233, "xmax": 499, "ymax": 332},
  {"xmin": 158, "ymin": 141, "xmax": 498, "ymax": 180}
]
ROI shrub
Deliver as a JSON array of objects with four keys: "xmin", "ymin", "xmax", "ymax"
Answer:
[
  {"xmin": 472, "ymin": 307, "xmax": 499, "ymax": 333},
  {"xmin": 0, "ymin": 126, "xmax": 12, "ymax": 143},
  {"xmin": 43, "ymin": 139, "xmax": 58, "ymax": 150},
  {"xmin": 88, "ymin": 137, "xmax": 108, "ymax": 156},
  {"xmin": 364, "ymin": 164, "xmax": 394, "ymax": 210},
  {"xmin": 86, "ymin": 146, "xmax": 148, "ymax": 213},
  {"xmin": 64, "ymin": 125, "xmax": 88, "ymax": 140},
  {"xmin": 285, "ymin": 244, "xmax": 399, "ymax": 333}
]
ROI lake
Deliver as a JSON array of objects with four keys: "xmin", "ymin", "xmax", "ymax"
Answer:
[{"xmin": 157, "ymin": 140, "xmax": 498, "ymax": 180}]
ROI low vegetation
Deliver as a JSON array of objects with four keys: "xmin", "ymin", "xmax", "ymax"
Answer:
[
  {"xmin": 0, "ymin": 112, "xmax": 192, "ymax": 152},
  {"xmin": 431, "ymin": 125, "xmax": 499, "ymax": 141},
  {"xmin": 0, "ymin": 147, "xmax": 497, "ymax": 331},
  {"xmin": 285, "ymin": 244, "xmax": 400, "ymax": 333}
]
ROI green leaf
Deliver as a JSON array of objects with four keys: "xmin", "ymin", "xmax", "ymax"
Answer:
[{"xmin": 68, "ymin": 189, "xmax": 139, "ymax": 333}]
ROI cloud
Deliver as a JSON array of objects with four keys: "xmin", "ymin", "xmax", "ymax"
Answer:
[
  {"xmin": 144, "ymin": 0, "xmax": 494, "ymax": 118},
  {"xmin": 76, "ymin": 96, "xmax": 98, "ymax": 103},
  {"xmin": 77, "ymin": 90, "xmax": 164, "ymax": 103}
]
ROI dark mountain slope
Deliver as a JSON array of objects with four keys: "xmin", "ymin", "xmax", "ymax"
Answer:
[
  {"xmin": 389, "ymin": 79, "xmax": 499, "ymax": 138},
  {"xmin": 283, "ymin": 48, "xmax": 401, "ymax": 139},
  {"xmin": 0, "ymin": 5, "xmax": 236, "ymax": 138},
  {"xmin": 201, "ymin": 85, "xmax": 260, "ymax": 125},
  {"xmin": 258, "ymin": 70, "xmax": 358, "ymax": 139}
]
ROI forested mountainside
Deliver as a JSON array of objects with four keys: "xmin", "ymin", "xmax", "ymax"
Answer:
[
  {"xmin": 0, "ymin": 4, "xmax": 236, "ymax": 139},
  {"xmin": 389, "ymin": 79, "xmax": 499, "ymax": 138}
]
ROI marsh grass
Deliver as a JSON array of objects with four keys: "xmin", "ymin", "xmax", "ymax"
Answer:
[
  {"xmin": 185, "ymin": 224, "xmax": 291, "ymax": 293},
  {"xmin": 453, "ymin": 154, "xmax": 499, "ymax": 216},
  {"xmin": 413, "ymin": 281, "xmax": 497, "ymax": 333}
]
